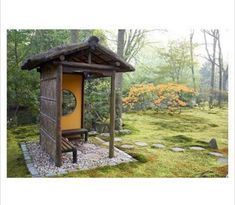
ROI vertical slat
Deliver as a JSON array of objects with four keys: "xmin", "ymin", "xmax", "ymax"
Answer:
[
  {"xmin": 56, "ymin": 64, "xmax": 62, "ymax": 166},
  {"xmin": 109, "ymin": 71, "xmax": 116, "ymax": 158},
  {"xmin": 88, "ymin": 51, "xmax": 91, "ymax": 64},
  {"xmin": 39, "ymin": 70, "xmax": 42, "ymax": 145},
  {"xmin": 81, "ymin": 74, "xmax": 85, "ymax": 128}
]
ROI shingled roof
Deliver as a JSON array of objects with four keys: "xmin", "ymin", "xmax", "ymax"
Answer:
[{"xmin": 21, "ymin": 36, "xmax": 135, "ymax": 73}]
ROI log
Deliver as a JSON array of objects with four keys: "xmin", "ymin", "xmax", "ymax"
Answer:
[
  {"xmin": 62, "ymin": 66, "xmax": 113, "ymax": 77},
  {"xmin": 59, "ymin": 61, "xmax": 120, "ymax": 71}
]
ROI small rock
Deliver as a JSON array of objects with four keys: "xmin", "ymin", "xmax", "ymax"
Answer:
[
  {"xmin": 209, "ymin": 152, "xmax": 223, "ymax": 157},
  {"xmin": 189, "ymin": 146, "xmax": 205, "ymax": 151},
  {"xmin": 152, "ymin": 144, "xmax": 165, "ymax": 149},
  {"xmin": 45, "ymin": 173, "xmax": 56, "ymax": 177},
  {"xmin": 135, "ymin": 141, "xmax": 148, "ymax": 147},
  {"xmin": 25, "ymin": 155, "xmax": 31, "ymax": 161},
  {"xmin": 85, "ymin": 153, "xmax": 100, "ymax": 161},
  {"xmin": 121, "ymin": 144, "xmax": 134, "ymax": 149},
  {"xmin": 88, "ymin": 131, "xmax": 98, "ymax": 136},
  {"xmin": 29, "ymin": 167, "xmax": 39, "ymax": 176},
  {"xmin": 100, "ymin": 133, "xmax": 110, "ymax": 138},
  {"xmin": 25, "ymin": 141, "xmax": 134, "ymax": 177},
  {"xmin": 114, "ymin": 137, "xmax": 122, "ymax": 142},
  {"xmin": 208, "ymin": 138, "xmax": 218, "ymax": 149},
  {"xmin": 21, "ymin": 144, "xmax": 28, "ymax": 152},
  {"xmin": 217, "ymin": 157, "xmax": 228, "ymax": 165},
  {"xmin": 103, "ymin": 142, "xmax": 109, "ymax": 146},
  {"xmin": 82, "ymin": 143, "xmax": 96, "ymax": 149},
  {"xmin": 68, "ymin": 168, "xmax": 78, "ymax": 173},
  {"xmin": 171, "ymin": 147, "xmax": 185, "ymax": 152},
  {"xmin": 118, "ymin": 129, "xmax": 132, "ymax": 135}
]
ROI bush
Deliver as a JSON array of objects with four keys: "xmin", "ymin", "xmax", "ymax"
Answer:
[
  {"xmin": 154, "ymin": 83, "xmax": 195, "ymax": 113},
  {"xmin": 123, "ymin": 84, "xmax": 156, "ymax": 111},
  {"xmin": 84, "ymin": 78, "xmax": 110, "ymax": 130},
  {"xmin": 123, "ymin": 83, "xmax": 195, "ymax": 114}
]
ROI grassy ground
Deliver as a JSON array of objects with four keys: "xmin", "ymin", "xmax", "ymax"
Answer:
[{"xmin": 7, "ymin": 107, "xmax": 228, "ymax": 177}]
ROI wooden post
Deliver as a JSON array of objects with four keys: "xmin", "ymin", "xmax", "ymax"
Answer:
[
  {"xmin": 81, "ymin": 74, "xmax": 85, "ymax": 128},
  {"xmin": 109, "ymin": 71, "xmax": 116, "ymax": 158},
  {"xmin": 56, "ymin": 64, "xmax": 62, "ymax": 166}
]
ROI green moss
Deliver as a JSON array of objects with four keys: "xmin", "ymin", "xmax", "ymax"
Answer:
[
  {"xmin": 208, "ymin": 123, "xmax": 219, "ymax": 127},
  {"xmin": 7, "ymin": 108, "xmax": 228, "ymax": 177},
  {"xmin": 7, "ymin": 125, "xmax": 38, "ymax": 177}
]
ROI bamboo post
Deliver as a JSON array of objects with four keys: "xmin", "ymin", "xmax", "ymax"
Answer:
[{"xmin": 109, "ymin": 71, "xmax": 116, "ymax": 158}]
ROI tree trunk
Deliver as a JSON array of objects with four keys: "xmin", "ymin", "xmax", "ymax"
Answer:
[
  {"xmin": 209, "ymin": 34, "xmax": 217, "ymax": 108},
  {"xmin": 14, "ymin": 30, "xmax": 19, "ymax": 67},
  {"xmin": 203, "ymin": 30, "xmax": 217, "ymax": 108},
  {"xmin": 115, "ymin": 29, "xmax": 125, "ymax": 130},
  {"xmin": 217, "ymin": 31, "xmax": 223, "ymax": 107},
  {"xmin": 190, "ymin": 30, "xmax": 196, "ymax": 92},
  {"xmin": 70, "ymin": 30, "xmax": 79, "ymax": 43},
  {"xmin": 222, "ymin": 65, "xmax": 228, "ymax": 91}
]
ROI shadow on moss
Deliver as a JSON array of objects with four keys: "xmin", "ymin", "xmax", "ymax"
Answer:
[{"xmin": 127, "ymin": 152, "xmax": 149, "ymax": 163}]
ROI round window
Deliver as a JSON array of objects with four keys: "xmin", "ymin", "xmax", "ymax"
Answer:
[{"xmin": 62, "ymin": 90, "xmax": 76, "ymax": 115}]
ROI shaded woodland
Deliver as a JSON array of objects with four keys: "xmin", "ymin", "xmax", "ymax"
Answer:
[{"xmin": 7, "ymin": 29, "xmax": 228, "ymax": 128}]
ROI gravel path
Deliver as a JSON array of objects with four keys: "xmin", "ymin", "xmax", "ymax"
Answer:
[{"xmin": 26, "ymin": 141, "xmax": 134, "ymax": 177}]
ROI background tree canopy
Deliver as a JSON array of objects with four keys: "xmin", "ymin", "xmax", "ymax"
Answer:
[{"xmin": 7, "ymin": 29, "xmax": 228, "ymax": 128}]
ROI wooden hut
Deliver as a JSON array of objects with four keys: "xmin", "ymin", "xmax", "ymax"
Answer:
[{"xmin": 21, "ymin": 36, "xmax": 135, "ymax": 166}]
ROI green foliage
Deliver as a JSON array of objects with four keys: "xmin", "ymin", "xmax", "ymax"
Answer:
[
  {"xmin": 122, "ymin": 39, "xmax": 201, "ymax": 102},
  {"xmin": 7, "ymin": 30, "xmax": 72, "ymax": 126},
  {"xmin": 84, "ymin": 78, "xmax": 110, "ymax": 131},
  {"xmin": 7, "ymin": 29, "xmax": 108, "ymax": 127},
  {"xmin": 156, "ymin": 40, "xmax": 199, "ymax": 83}
]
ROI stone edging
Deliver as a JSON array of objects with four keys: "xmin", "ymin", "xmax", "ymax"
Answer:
[{"xmin": 20, "ymin": 142, "xmax": 40, "ymax": 177}]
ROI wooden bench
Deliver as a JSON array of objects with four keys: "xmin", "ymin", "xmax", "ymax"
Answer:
[
  {"xmin": 61, "ymin": 137, "xmax": 77, "ymax": 163},
  {"xmin": 62, "ymin": 128, "xmax": 88, "ymax": 142}
]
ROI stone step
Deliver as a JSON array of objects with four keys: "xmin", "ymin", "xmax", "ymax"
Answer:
[{"xmin": 152, "ymin": 144, "xmax": 165, "ymax": 149}]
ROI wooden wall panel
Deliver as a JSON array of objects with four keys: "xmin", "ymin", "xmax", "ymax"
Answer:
[
  {"xmin": 41, "ymin": 64, "xmax": 57, "ymax": 80},
  {"xmin": 40, "ymin": 128, "xmax": 57, "ymax": 160},
  {"xmin": 40, "ymin": 99, "xmax": 56, "ymax": 120},
  {"xmin": 40, "ymin": 64, "xmax": 61, "ymax": 165},
  {"xmin": 40, "ymin": 80, "xmax": 57, "ymax": 100},
  {"xmin": 40, "ymin": 114, "xmax": 57, "ymax": 139}
]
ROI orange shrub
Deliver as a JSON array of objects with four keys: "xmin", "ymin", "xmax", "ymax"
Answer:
[
  {"xmin": 123, "ymin": 84, "xmax": 156, "ymax": 109},
  {"xmin": 154, "ymin": 83, "xmax": 194, "ymax": 113},
  {"xmin": 123, "ymin": 83, "xmax": 195, "ymax": 113}
]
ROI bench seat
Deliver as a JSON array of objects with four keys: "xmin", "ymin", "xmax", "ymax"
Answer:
[
  {"xmin": 61, "ymin": 137, "xmax": 77, "ymax": 163},
  {"xmin": 62, "ymin": 128, "xmax": 88, "ymax": 142}
]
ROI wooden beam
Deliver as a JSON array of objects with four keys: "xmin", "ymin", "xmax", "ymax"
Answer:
[
  {"xmin": 109, "ymin": 71, "xmax": 116, "ymax": 158},
  {"xmin": 55, "ymin": 64, "xmax": 62, "ymax": 167},
  {"xmin": 62, "ymin": 66, "xmax": 113, "ymax": 76},
  {"xmin": 57, "ymin": 61, "xmax": 120, "ymax": 71},
  {"xmin": 59, "ymin": 55, "xmax": 65, "ymax": 61}
]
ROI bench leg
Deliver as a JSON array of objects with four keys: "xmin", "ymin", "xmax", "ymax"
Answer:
[
  {"xmin": 72, "ymin": 149, "xmax": 77, "ymax": 163},
  {"xmin": 84, "ymin": 132, "xmax": 88, "ymax": 142}
]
